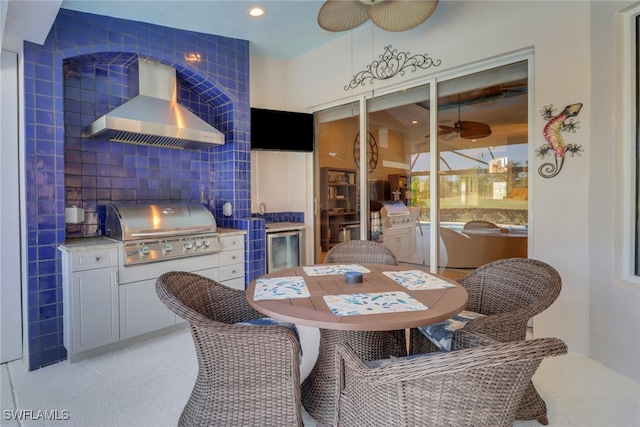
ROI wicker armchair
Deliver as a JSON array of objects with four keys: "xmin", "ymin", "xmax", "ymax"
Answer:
[
  {"xmin": 410, "ymin": 257, "xmax": 562, "ymax": 424},
  {"xmin": 302, "ymin": 240, "xmax": 404, "ymax": 424},
  {"xmin": 324, "ymin": 240, "xmax": 399, "ymax": 265},
  {"xmin": 335, "ymin": 330, "xmax": 568, "ymax": 427},
  {"xmin": 155, "ymin": 271, "xmax": 302, "ymax": 427}
]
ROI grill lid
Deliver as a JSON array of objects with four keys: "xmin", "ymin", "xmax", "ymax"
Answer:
[{"xmin": 105, "ymin": 203, "xmax": 217, "ymax": 241}]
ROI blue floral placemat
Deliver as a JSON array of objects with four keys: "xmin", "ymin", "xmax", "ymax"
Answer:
[
  {"xmin": 323, "ymin": 291, "xmax": 428, "ymax": 316},
  {"xmin": 303, "ymin": 264, "xmax": 371, "ymax": 276},
  {"xmin": 383, "ymin": 270, "xmax": 456, "ymax": 290},
  {"xmin": 253, "ymin": 276, "xmax": 310, "ymax": 300}
]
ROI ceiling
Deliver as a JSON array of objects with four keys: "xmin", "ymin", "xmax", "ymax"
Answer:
[
  {"xmin": 3, "ymin": 0, "xmax": 527, "ymax": 150},
  {"xmin": 60, "ymin": 0, "xmax": 346, "ymax": 60}
]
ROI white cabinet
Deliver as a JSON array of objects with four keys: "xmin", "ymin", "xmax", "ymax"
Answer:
[
  {"xmin": 218, "ymin": 234, "xmax": 245, "ymax": 290},
  {"xmin": 60, "ymin": 231, "xmax": 246, "ymax": 361},
  {"xmin": 61, "ymin": 245, "xmax": 119, "ymax": 359},
  {"xmin": 119, "ymin": 279, "xmax": 174, "ymax": 340}
]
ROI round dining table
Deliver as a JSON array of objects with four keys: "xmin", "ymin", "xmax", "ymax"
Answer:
[{"xmin": 246, "ymin": 263, "xmax": 468, "ymax": 425}]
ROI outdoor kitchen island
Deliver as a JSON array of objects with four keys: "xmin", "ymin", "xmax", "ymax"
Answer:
[{"xmin": 58, "ymin": 227, "xmax": 246, "ymax": 363}]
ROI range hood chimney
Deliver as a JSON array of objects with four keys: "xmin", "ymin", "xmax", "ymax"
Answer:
[{"xmin": 87, "ymin": 58, "xmax": 224, "ymax": 149}]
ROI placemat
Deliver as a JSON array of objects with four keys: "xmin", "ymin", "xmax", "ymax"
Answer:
[
  {"xmin": 383, "ymin": 270, "xmax": 456, "ymax": 290},
  {"xmin": 303, "ymin": 264, "xmax": 371, "ymax": 276},
  {"xmin": 253, "ymin": 276, "xmax": 310, "ymax": 300},
  {"xmin": 323, "ymin": 291, "xmax": 428, "ymax": 316}
]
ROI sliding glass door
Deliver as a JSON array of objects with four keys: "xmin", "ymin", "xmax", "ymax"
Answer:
[{"xmin": 315, "ymin": 60, "xmax": 529, "ymax": 277}]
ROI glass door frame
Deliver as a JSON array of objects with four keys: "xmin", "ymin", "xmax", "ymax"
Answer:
[{"xmin": 316, "ymin": 50, "xmax": 534, "ymax": 271}]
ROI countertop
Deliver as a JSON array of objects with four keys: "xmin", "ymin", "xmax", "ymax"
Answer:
[
  {"xmin": 265, "ymin": 222, "xmax": 306, "ymax": 232},
  {"xmin": 58, "ymin": 228, "xmax": 247, "ymax": 252}
]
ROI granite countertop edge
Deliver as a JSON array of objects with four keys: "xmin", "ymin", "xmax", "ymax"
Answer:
[
  {"xmin": 265, "ymin": 222, "xmax": 306, "ymax": 232},
  {"xmin": 59, "ymin": 228, "xmax": 247, "ymax": 252}
]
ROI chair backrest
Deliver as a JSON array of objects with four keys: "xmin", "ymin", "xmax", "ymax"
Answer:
[
  {"xmin": 463, "ymin": 220, "xmax": 500, "ymax": 230},
  {"xmin": 324, "ymin": 240, "xmax": 399, "ymax": 265},
  {"xmin": 459, "ymin": 258, "xmax": 561, "ymax": 317},
  {"xmin": 335, "ymin": 330, "xmax": 567, "ymax": 427},
  {"xmin": 156, "ymin": 271, "xmax": 261, "ymax": 325}
]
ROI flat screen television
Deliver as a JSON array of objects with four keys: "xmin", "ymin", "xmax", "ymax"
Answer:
[{"xmin": 250, "ymin": 108, "xmax": 315, "ymax": 152}]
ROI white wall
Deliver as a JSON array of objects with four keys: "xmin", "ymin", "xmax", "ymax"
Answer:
[
  {"xmin": 589, "ymin": 0, "xmax": 640, "ymax": 381},
  {"xmin": 249, "ymin": 55, "xmax": 315, "ymax": 264},
  {"xmin": 271, "ymin": 0, "xmax": 639, "ymax": 381},
  {"xmin": 0, "ymin": 49, "xmax": 23, "ymax": 362}
]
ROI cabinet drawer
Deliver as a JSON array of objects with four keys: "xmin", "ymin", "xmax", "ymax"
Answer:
[
  {"xmin": 219, "ymin": 263, "xmax": 244, "ymax": 282},
  {"xmin": 70, "ymin": 250, "xmax": 118, "ymax": 272},
  {"xmin": 219, "ymin": 249, "xmax": 244, "ymax": 266},
  {"xmin": 219, "ymin": 234, "xmax": 244, "ymax": 251}
]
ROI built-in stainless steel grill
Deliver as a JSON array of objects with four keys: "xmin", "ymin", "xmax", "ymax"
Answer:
[
  {"xmin": 105, "ymin": 203, "xmax": 220, "ymax": 266},
  {"xmin": 380, "ymin": 202, "xmax": 415, "ymax": 228},
  {"xmin": 380, "ymin": 202, "xmax": 421, "ymax": 264}
]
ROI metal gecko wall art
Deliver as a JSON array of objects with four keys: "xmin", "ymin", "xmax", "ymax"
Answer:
[{"xmin": 536, "ymin": 103, "xmax": 584, "ymax": 178}]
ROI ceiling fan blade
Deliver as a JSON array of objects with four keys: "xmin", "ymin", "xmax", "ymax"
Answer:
[
  {"xmin": 438, "ymin": 125, "xmax": 456, "ymax": 135},
  {"xmin": 458, "ymin": 121, "xmax": 492, "ymax": 139},
  {"xmin": 437, "ymin": 125, "xmax": 460, "ymax": 141},
  {"xmin": 368, "ymin": 0, "xmax": 439, "ymax": 32},
  {"xmin": 317, "ymin": 0, "xmax": 370, "ymax": 32}
]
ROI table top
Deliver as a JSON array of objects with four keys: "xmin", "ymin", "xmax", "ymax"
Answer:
[{"xmin": 246, "ymin": 264, "xmax": 468, "ymax": 331}]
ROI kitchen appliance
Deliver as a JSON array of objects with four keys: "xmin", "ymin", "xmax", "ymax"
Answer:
[
  {"xmin": 380, "ymin": 202, "xmax": 421, "ymax": 264},
  {"xmin": 88, "ymin": 58, "xmax": 224, "ymax": 149},
  {"xmin": 265, "ymin": 223, "xmax": 304, "ymax": 273},
  {"xmin": 103, "ymin": 202, "xmax": 225, "ymax": 342},
  {"xmin": 105, "ymin": 203, "xmax": 221, "ymax": 266}
]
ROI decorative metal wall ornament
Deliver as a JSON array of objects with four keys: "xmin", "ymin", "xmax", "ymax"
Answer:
[
  {"xmin": 344, "ymin": 45, "xmax": 441, "ymax": 91},
  {"xmin": 536, "ymin": 103, "xmax": 584, "ymax": 178}
]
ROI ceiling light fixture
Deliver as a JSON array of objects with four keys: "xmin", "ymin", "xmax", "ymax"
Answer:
[{"xmin": 248, "ymin": 7, "xmax": 264, "ymax": 17}]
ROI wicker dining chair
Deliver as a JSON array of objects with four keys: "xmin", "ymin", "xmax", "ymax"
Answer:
[
  {"xmin": 409, "ymin": 257, "xmax": 562, "ymax": 424},
  {"xmin": 324, "ymin": 240, "xmax": 405, "ymax": 357},
  {"xmin": 324, "ymin": 239, "xmax": 399, "ymax": 265},
  {"xmin": 335, "ymin": 330, "xmax": 568, "ymax": 427},
  {"xmin": 155, "ymin": 271, "xmax": 302, "ymax": 427}
]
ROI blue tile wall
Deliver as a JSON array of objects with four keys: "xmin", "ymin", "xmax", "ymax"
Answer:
[{"xmin": 23, "ymin": 9, "xmax": 259, "ymax": 370}]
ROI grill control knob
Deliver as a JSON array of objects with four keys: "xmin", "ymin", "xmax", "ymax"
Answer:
[
  {"xmin": 162, "ymin": 243, "xmax": 173, "ymax": 253},
  {"xmin": 139, "ymin": 246, "xmax": 151, "ymax": 256},
  {"xmin": 203, "ymin": 240, "xmax": 211, "ymax": 247},
  {"xmin": 194, "ymin": 240, "xmax": 203, "ymax": 248},
  {"xmin": 183, "ymin": 241, "xmax": 193, "ymax": 250}
]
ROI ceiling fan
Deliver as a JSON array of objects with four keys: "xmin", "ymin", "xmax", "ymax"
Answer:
[
  {"xmin": 448, "ymin": 79, "xmax": 528, "ymax": 106},
  {"xmin": 438, "ymin": 94, "xmax": 492, "ymax": 141},
  {"xmin": 317, "ymin": 0, "xmax": 439, "ymax": 32}
]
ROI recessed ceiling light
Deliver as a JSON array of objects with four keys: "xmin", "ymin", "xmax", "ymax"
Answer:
[
  {"xmin": 411, "ymin": 120, "xmax": 418, "ymax": 124},
  {"xmin": 249, "ymin": 7, "xmax": 264, "ymax": 17}
]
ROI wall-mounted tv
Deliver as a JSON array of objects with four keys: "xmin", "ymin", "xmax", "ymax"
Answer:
[{"xmin": 250, "ymin": 108, "xmax": 315, "ymax": 152}]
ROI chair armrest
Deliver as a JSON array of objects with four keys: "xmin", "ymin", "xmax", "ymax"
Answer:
[
  {"xmin": 462, "ymin": 310, "xmax": 531, "ymax": 342},
  {"xmin": 336, "ymin": 337, "xmax": 567, "ymax": 386}
]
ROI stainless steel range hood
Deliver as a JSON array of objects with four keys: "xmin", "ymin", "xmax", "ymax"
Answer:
[{"xmin": 87, "ymin": 58, "xmax": 224, "ymax": 149}]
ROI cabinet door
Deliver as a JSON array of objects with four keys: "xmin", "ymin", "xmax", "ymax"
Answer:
[
  {"xmin": 119, "ymin": 279, "xmax": 174, "ymax": 340},
  {"xmin": 70, "ymin": 267, "xmax": 118, "ymax": 353}
]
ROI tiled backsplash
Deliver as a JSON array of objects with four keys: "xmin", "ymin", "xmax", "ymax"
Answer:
[{"xmin": 22, "ymin": 10, "xmax": 256, "ymax": 370}]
